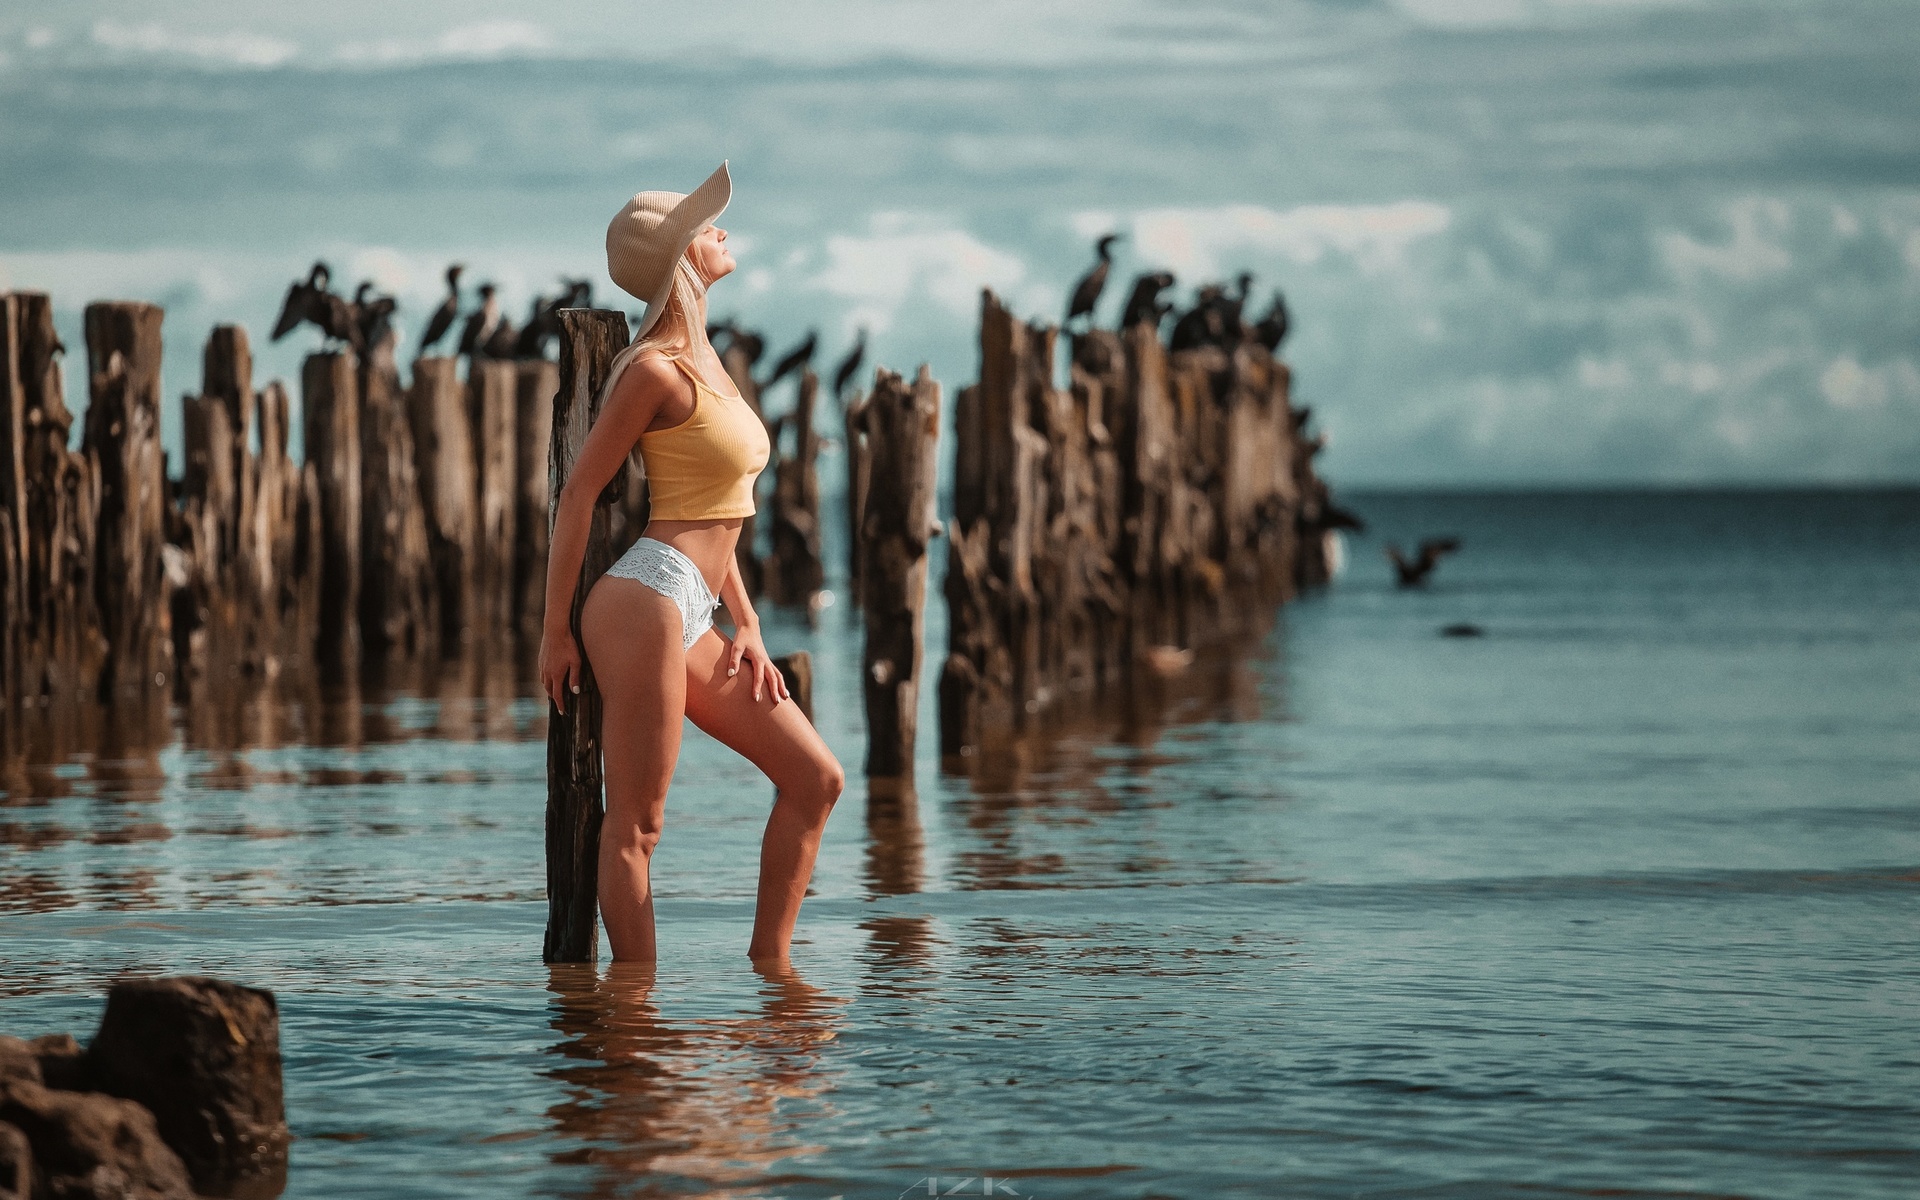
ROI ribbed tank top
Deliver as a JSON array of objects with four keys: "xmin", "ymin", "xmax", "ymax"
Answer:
[{"xmin": 635, "ymin": 354, "xmax": 770, "ymax": 521}]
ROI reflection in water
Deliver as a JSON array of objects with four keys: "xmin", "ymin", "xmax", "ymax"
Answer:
[
  {"xmin": 945, "ymin": 610, "xmax": 1288, "ymax": 892},
  {"xmin": 543, "ymin": 961, "xmax": 848, "ymax": 1195},
  {"xmin": 1, "ymin": 649, "xmax": 549, "ymax": 914}
]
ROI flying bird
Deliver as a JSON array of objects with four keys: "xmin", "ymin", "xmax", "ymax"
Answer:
[
  {"xmin": 1386, "ymin": 538, "xmax": 1461, "ymax": 588},
  {"xmin": 831, "ymin": 327, "xmax": 868, "ymax": 401},
  {"xmin": 419, "ymin": 264, "xmax": 464, "ymax": 355},
  {"xmin": 271, "ymin": 261, "xmax": 361, "ymax": 351},
  {"xmin": 1117, "ymin": 271, "xmax": 1177, "ymax": 331},
  {"xmin": 1065, "ymin": 233, "xmax": 1124, "ymax": 330}
]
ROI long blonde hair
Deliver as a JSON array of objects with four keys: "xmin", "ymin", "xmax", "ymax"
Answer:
[{"xmin": 595, "ymin": 250, "xmax": 710, "ymax": 418}]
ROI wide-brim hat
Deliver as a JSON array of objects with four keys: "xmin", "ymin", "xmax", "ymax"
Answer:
[{"xmin": 606, "ymin": 160, "xmax": 732, "ymax": 342}]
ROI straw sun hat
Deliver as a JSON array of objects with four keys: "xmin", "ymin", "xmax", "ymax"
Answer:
[{"xmin": 605, "ymin": 160, "xmax": 733, "ymax": 341}]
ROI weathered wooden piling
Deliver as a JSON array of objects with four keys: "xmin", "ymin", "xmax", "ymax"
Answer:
[
  {"xmin": 471, "ymin": 358, "xmax": 518, "ymax": 633},
  {"xmin": 2, "ymin": 292, "xmax": 106, "ymax": 705},
  {"xmin": 82, "ymin": 302, "xmax": 170, "ymax": 701},
  {"xmin": 852, "ymin": 366, "xmax": 941, "ymax": 787},
  {"xmin": 300, "ymin": 349, "xmax": 362, "ymax": 668},
  {"xmin": 356, "ymin": 335, "xmax": 435, "ymax": 658},
  {"xmin": 939, "ymin": 289, "xmax": 1325, "ymax": 759},
  {"xmin": 773, "ymin": 650, "xmax": 814, "ymax": 725},
  {"xmin": 764, "ymin": 367, "xmax": 825, "ymax": 608},
  {"xmin": 408, "ymin": 357, "xmax": 478, "ymax": 653},
  {"xmin": 544, "ymin": 308, "xmax": 631, "ymax": 965},
  {"xmin": 512, "ymin": 359, "xmax": 559, "ymax": 641}
]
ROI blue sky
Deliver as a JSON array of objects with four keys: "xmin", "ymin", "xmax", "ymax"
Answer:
[{"xmin": 2, "ymin": 0, "xmax": 1916, "ymax": 484}]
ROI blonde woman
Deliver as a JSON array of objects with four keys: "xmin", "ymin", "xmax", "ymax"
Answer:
[{"xmin": 539, "ymin": 162, "xmax": 844, "ymax": 964}]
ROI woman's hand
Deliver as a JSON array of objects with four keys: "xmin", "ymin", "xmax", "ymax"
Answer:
[
  {"xmin": 540, "ymin": 625, "xmax": 583, "ymax": 714},
  {"xmin": 727, "ymin": 622, "xmax": 791, "ymax": 705}
]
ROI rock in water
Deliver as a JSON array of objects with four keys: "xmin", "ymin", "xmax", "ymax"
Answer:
[
  {"xmin": 0, "ymin": 1118, "xmax": 29, "ymax": 1199},
  {"xmin": 85, "ymin": 977, "xmax": 290, "ymax": 1196},
  {"xmin": 0, "ymin": 1080, "xmax": 193, "ymax": 1200},
  {"xmin": 29, "ymin": 1035, "xmax": 86, "ymax": 1092}
]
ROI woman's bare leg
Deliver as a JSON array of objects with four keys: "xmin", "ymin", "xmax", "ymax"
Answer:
[
  {"xmin": 580, "ymin": 578, "xmax": 686, "ymax": 962},
  {"xmin": 682, "ymin": 628, "xmax": 845, "ymax": 963}
]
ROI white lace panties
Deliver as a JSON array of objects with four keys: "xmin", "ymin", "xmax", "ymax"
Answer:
[{"xmin": 603, "ymin": 537, "xmax": 719, "ymax": 650}]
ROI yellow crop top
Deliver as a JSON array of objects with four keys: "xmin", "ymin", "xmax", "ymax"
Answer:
[{"xmin": 635, "ymin": 354, "xmax": 771, "ymax": 520}]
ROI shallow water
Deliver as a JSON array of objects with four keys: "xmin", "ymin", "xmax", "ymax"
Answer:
[{"xmin": 4, "ymin": 489, "xmax": 1918, "ymax": 1199}]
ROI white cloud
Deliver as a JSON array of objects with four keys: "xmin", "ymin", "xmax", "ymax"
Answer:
[
  {"xmin": 806, "ymin": 215, "xmax": 1028, "ymax": 334},
  {"xmin": 25, "ymin": 27, "xmax": 58, "ymax": 50},
  {"xmin": 90, "ymin": 20, "xmax": 295, "ymax": 68},
  {"xmin": 1116, "ymin": 201, "xmax": 1452, "ymax": 280},
  {"xmin": 1818, "ymin": 355, "xmax": 1899, "ymax": 412},
  {"xmin": 335, "ymin": 20, "xmax": 552, "ymax": 65},
  {"xmin": 1661, "ymin": 198, "xmax": 1793, "ymax": 284}
]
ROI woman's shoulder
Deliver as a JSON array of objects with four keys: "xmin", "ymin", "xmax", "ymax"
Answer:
[{"xmin": 609, "ymin": 349, "xmax": 687, "ymax": 403}]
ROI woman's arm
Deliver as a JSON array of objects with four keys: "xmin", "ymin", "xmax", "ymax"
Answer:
[
  {"xmin": 718, "ymin": 551, "xmax": 789, "ymax": 703},
  {"xmin": 537, "ymin": 355, "xmax": 676, "ymax": 712}
]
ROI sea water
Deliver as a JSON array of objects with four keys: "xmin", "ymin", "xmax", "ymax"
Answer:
[{"xmin": 4, "ymin": 489, "xmax": 1917, "ymax": 1199}]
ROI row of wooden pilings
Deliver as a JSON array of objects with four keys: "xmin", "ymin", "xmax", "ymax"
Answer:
[
  {"xmin": 0, "ymin": 294, "xmax": 834, "ymax": 719},
  {"xmin": 3, "ymin": 285, "xmax": 1339, "ymax": 963}
]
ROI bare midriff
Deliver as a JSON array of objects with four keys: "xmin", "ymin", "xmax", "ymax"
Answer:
[{"xmin": 638, "ymin": 517, "xmax": 741, "ymax": 599}]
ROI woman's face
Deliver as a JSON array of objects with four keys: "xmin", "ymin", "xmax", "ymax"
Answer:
[{"xmin": 688, "ymin": 223, "xmax": 735, "ymax": 286}]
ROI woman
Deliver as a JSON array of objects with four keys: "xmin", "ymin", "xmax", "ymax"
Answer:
[{"xmin": 539, "ymin": 161, "xmax": 845, "ymax": 965}]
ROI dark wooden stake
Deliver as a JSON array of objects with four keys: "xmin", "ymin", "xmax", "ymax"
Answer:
[
  {"xmin": 855, "ymin": 365, "xmax": 941, "ymax": 787},
  {"xmin": 513, "ymin": 359, "xmax": 558, "ymax": 641},
  {"xmin": 300, "ymin": 349, "xmax": 362, "ymax": 669},
  {"xmin": 357, "ymin": 334, "xmax": 435, "ymax": 658},
  {"xmin": 82, "ymin": 302, "xmax": 170, "ymax": 701},
  {"xmin": 544, "ymin": 308, "xmax": 631, "ymax": 965},
  {"xmin": 408, "ymin": 356, "xmax": 478, "ymax": 653}
]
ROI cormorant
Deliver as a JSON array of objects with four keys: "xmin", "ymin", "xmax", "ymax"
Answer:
[
  {"xmin": 271, "ymin": 262, "xmax": 327, "ymax": 342},
  {"xmin": 761, "ymin": 330, "xmax": 818, "ymax": 392},
  {"xmin": 1253, "ymin": 290, "xmax": 1291, "ymax": 352},
  {"xmin": 1117, "ymin": 271, "xmax": 1177, "ymax": 331},
  {"xmin": 483, "ymin": 315, "xmax": 520, "ymax": 360},
  {"xmin": 1065, "ymin": 233, "xmax": 1123, "ymax": 329},
  {"xmin": 831, "ymin": 328, "xmax": 868, "ymax": 401},
  {"xmin": 457, "ymin": 283, "xmax": 500, "ymax": 357},
  {"xmin": 353, "ymin": 282, "xmax": 397, "ymax": 350},
  {"xmin": 1169, "ymin": 284, "xmax": 1228, "ymax": 351},
  {"xmin": 1386, "ymin": 538, "xmax": 1461, "ymax": 588},
  {"xmin": 419, "ymin": 264, "xmax": 464, "ymax": 355},
  {"xmin": 1219, "ymin": 272, "xmax": 1254, "ymax": 348}
]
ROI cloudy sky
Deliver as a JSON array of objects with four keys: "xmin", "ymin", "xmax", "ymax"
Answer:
[{"xmin": 2, "ymin": 0, "xmax": 1916, "ymax": 484}]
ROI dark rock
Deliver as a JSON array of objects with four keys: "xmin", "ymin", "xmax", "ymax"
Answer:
[
  {"xmin": 0, "ymin": 1042, "xmax": 38, "ymax": 1088},
  {"xmin": 30, "ymin": 1035, "xmax": 87, "ymax": 1092},
  {"xmin": 86, "ymin": 976, "xmax": 290, "ymax": 1196},
  {"xmin": 0, "ymin": 1079, "xmax": 193, "ymax": 1200},
  {"xmin": 0, "ymin": 1120, "xmax": 29, "ymax": 1200}
]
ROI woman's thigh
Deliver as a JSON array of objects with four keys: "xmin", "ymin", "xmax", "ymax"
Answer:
[
  {"xmin": 580, "ymin": 577, "xmax": 686, "ymax": 828},
  {"xmin": 682, "ymin": 628, "xmax": 842, "ymax": 798}
]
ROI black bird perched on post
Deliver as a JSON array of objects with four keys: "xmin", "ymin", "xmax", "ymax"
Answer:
[
  {"xmin": 1118, "ymin": 271, "xmax": 1177, "ymax": 332},
  {"xmin": 760, "ymin": 330, "xmax": 817, "ymax": 393},
  {"xmin": 457, "ymin": 283, "xmax": 501, "ymax": 358},
  {"xmin": 1253, "ymin": 290, "xmax": 1291, "ymax": 352},
  {"xmin": 1386, "ymin": 538, "xmax": 1461, "ymax": 588},
  {"xmin": 1065, "ymin": 233, "xmax": 1124, "ymax": 330},
  {"xmin": 270, "ymin": 262, "xmax": 326, "ymax": 342},
  {"xmin": 482, "ymin": 313, "xmax": 520, "ymax": 360},
  {"xmin": 1169, "ymin": 284, "xmax": 1229, "ymax": 351},
  {"xmin": 831, "ymin": 327, "xmax": 867, "ymax": 402},
  {"xmin": 352, "ymin": 281, "xmax": 397, "ymax": 350},
  {"xmin": 1218, "ymin": 272, "xmax": 1254, "ymax": 348},
  {"xmin": 419, "ymin": 264, "xmax": 464, "ymax": 355},
  {"xmin": 710, "ymin": 317, "xmax": 767, "ymax": 369},
  {"xmin": 270, "ymin": 261, "xmax": 360, "ymax": 352}
]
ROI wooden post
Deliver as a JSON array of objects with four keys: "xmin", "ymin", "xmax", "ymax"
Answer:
[
  {"xmin": 408, "ymin": 357, "xmax": 478, "ymax": 653},
  {"xmin": 765, "ymin": 366, "xmax": 824, "ymax": 608},
  {"xmin": 300, "ymin": 349, "xmax": 362, "ymax": 668},
  {"xmin": 357, "ymin": 334, "xmax": 435, "ymax": 658},
  {"xmin": 513, "ymin": 359, "xmax": 558, "ymax": 641},
  {"xmin": 856, "ymin": 365, "xmax": 941, "ymax": 787},
  {"xmin": 249, "ymin": 379, "xmax": 310, "ymax": 673},
  {"xmin": 773, "ymin": 650, "xmax": 814, "ymax": 725},
  {"xmin": 82, "ymin": 301, "xmax": 170, "ymax": 701},
  {"xmin": 844, "ymin": 383, "xmax": 872, "ymax": 603},
  {"xmin": 471, "ymin": 359, "xmax": 518, "ymax": 634},
  {"xmin": 544, "ymin": 308, "xmax": 630, "ymax": 965}
]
